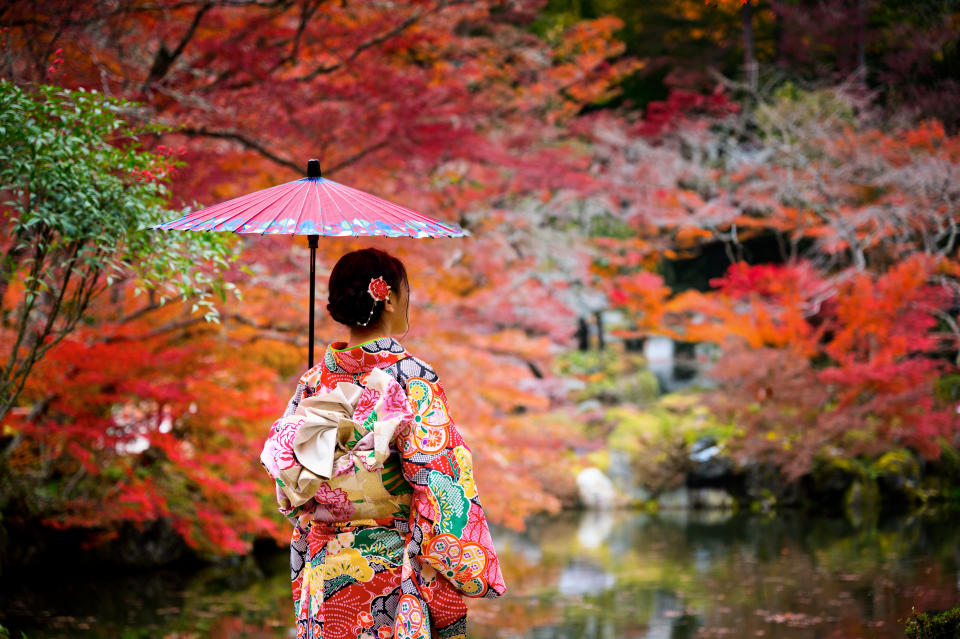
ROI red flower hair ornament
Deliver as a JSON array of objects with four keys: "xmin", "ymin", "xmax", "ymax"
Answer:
[{"xmin": 358, "ymin": 276, "xmax": 391, "ymax": 326}]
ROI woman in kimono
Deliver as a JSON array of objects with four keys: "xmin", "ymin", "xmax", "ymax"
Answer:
[{"xmin": 262, "ymin": 248, "xmax": 505, "ymax": 639}]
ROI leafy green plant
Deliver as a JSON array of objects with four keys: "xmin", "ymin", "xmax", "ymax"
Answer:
[
  {"xmin": 904, "ymin": 606, "xmax": 960, "ymax": 639},
  {"xmin": 0, "ymin": 80, "xmax": 239, "ymax": 422},
  {"xmin": 554, "ymin": 342, "xmax": 658, "ymax": 404},
  {"xmin": 606, "ymin": 393, "xmax": 735, "ymax": 495}
]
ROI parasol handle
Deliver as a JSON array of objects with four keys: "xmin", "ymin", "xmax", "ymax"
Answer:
[{"xmin": 308, "ymin": 233, "xmax": 319, "ymax": 369}]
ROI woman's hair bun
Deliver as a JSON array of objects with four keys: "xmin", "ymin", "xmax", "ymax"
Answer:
[{"xmin": 326, "ymin": 248, "xmax": 408, "ymax": 328}]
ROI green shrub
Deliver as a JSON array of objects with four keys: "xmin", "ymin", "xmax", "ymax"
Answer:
[
  {"xmin": 904, "ymin": 606, "xmax": 960, "ymax": 639},
  {"xmin": 554, "ymin": 343, "xmax": 658, "ymax": 404},
  {"xmin": 0, "ymin": 80, "xmax": 239, "ymax": 422}
]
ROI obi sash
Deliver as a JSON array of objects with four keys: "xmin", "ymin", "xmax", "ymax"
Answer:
[{"xmin": 261, "ymin": 366, "xmax": 413, "ymax": 521}]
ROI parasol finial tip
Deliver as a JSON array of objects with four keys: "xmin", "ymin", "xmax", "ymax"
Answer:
[{"xmin": 307, "ymin": 159, "xmax": 322, "ymax": 178}]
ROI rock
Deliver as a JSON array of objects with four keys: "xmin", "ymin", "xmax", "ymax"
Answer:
[
  {"xmin": 576, "ymin": 467, "xmax": 619, "ymax": 510},
  {"xmin": 875, "ymin": 450, "xmax": 921, "ymax": 505},
  {"xmin": 844, "ymin": 478, "xmax": 879, "ymax": 527},
  {"xmin": 800, "ymin": 457, "xmax": 880, "ymax": 522},
  {"xmin": 576, "ymin": 399, "xmax": 603, "ymax": 413},
  {"xmin": 687, "ymin": 436, "xmax": 736, "ymax": 485},
  {"xmin": 801, "ymin": 457, "xmax": 872, "ymax": 514},
  {"xmin": 576, "ymin": 510, "xmax": 615, "ymax": 549},
  {"xmin": 657, "ymin": 487, "xmax": 690, "ymax": 509},
  {"xmin": 689, "ymin": 488, "xmax": 734, "ymax": 510},
  {"xmin": 741, "ymin": 461, "xmax": 799, "ymax": 506},
  {"xmin": 690, "ymin": 444, "xmax": 722, "ymax": 464}
]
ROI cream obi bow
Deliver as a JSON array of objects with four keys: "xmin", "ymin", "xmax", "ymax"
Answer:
[{"xmin": 263, "ymin": 366, "xmax": 406, "ymax": 508}]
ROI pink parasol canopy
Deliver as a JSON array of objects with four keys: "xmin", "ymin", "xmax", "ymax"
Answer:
[
  {"xmin": 150, "ymin": 160, "xmax": 469, "ymax": 368},
  {"xmin": 152, "ymin": 160, "xmax": 468, "ymax": 238}
]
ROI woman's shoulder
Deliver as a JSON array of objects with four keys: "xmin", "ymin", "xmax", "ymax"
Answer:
[
  {"xmin": 297, "ymin": 361, "xmax": 327, "ymax": 388},
  {"xmin": 388, "ymin": 351, "xmax": 440, "ymax": 388},
  {"xmin": 296, "ymin": 349, "xmax": 346, "ymax": 389}
]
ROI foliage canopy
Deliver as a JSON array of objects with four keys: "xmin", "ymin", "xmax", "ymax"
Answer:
[{"xmin": 0, "ymin": 81, "xmax": 239, "ymax": 422}]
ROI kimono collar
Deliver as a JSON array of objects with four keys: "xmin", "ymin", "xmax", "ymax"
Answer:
[{"xmin": 323, "ymin": 336, "xmax": 409, "ymax": 375}]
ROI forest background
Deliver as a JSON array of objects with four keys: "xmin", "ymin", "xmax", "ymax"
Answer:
[{"xmin": 1, "ymin": 0, "xmax": 959, "ymax": 568}]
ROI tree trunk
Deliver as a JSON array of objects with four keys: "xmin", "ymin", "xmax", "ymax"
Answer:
[
  {"xmin": 576, "ymin": 316, "xmax": 590, "ymax": 351},
  {"xmin": 594, "ymin": 310, "xmax": 605, "ymax": 350},
  {"xmin": 855, "ymin": 0, "xmax": 868, "ymax": 83},
  {"xmin": 742, "ymin": 0, "xmax": 758, "ymax": 91},
  {"xmin": 773, "ymin": 2, "xmax": 784, "ymax": 66}
]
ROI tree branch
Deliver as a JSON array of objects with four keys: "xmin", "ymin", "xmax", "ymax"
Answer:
[
  {"xmin": 179, "ymin": 127, "xmax": 388, "ymax": 176},
  {"xmin": 2, "ymin": 0, "xmax": 290, "ymax": 29},
  {"xmin": 100, "ymin": 309, "xmax": 308, "ymax": 345},
  {"xmin": 179, "ymin": 127, "xmax": 301, "ymax": 172},
  {"xmin": 325, "ymin": 141, "xmax": 389, "ymax": 175},
  {"xmin": 226, "ymin": 312, "xmax": 299, "ymax": 333},
  {"xmin": 277, "ymin": 0, "xmax": 325, "ymax": 69},
  {"xmin": 117, "ymin": 301, "xmax": 163, "ymax": 324},
  {"xmin": 294, "ymin": 5, "xmax": 428, "ymax": 81},
  {"xmin": 101, "ymin": 316, "xmax": 214, "ymax": 344},
  {"xmin": 142, "ymin": 2, "xmax": 214, "ymax": 91}
]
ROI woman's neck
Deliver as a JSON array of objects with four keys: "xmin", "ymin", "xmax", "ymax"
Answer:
[{"xmin": 345, "ymin": 327, "xmax": 389, "ymax": 349}]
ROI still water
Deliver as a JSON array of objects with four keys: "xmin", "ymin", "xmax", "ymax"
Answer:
[{"xmin": 3, "ymin": 509, "xmax": 958, "ymax": 638}]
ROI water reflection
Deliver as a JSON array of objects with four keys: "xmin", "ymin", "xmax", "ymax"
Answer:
[
  {"xmin": 2, "ymin": 509, "xmax": 958, "ymax": 638},
  {"xmin": 469, "ymin": 509, "xmax": 960, "ymax": 639}
]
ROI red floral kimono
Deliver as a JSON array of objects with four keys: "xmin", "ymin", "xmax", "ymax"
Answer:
[{"xmin": 268, "ymin": 336, "xmax": 505, "ymax": 639}]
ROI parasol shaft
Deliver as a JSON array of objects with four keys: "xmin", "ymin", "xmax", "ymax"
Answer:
[{"xmin": 308, "ymin": 234, "xmax": 319, "ymax": 369}]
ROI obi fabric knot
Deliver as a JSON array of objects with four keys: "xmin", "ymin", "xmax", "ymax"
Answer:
[{"xmin": 261, "ymin": 366, "xmax": 412, "ymax": 511}]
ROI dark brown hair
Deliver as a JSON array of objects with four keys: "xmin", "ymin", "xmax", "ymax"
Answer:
[{"xmin": 326, "ymin": 248, "xmax": 408, "ymax": 328}]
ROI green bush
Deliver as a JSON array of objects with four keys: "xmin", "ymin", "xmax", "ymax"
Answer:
[
  {"xmin": 554, "ymin": 343, "xmax": 659, "ymax": 404},
  {"xmin": 606, "ymin": 393, "xmax": 734, "ymax": 495},
  {"xmin": 904, "ymin": 606, "xmax": 960, "ymax": 639},
  {"xmin": 0, "ymin": 80, "xmax": 239, "ymax": 422}
]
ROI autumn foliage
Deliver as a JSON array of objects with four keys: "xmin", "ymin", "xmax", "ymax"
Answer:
[
  {"xmin": 599, "ymin": 85, "xmax": 960, "ymax": 479},
  {"xmin": 2, "ymin": 1, "xmax": 959, "ymax": 562},
  {"xmin": 0, "ymin": 0, "xmax": 634, "ymax": 556}
]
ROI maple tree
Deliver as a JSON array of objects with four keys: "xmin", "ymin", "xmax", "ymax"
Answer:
[
  {"xmin": 0, "ymin": 81, "xmax": 238, "ymax": 424},
  {"xmin": 2, "ymin": 1, "xmax": 635, "ymax": 207},
  {"xmin": 2, "ymin": 0, "xmax": 957, "ymax": 562},
  {"xmin": 0, "ymin": 0, "xmax": 635, "ymax": 555},
  {"xmin": 539, "ymin": 1, "xmax": 960, "ymax": 128},
  {"xmin": 4, "ymin": 299, "xmax": 282, "ymax": 555},
  {"xmin": 593, "ymin": 81, "xmax": 960, "ymax": 478}
]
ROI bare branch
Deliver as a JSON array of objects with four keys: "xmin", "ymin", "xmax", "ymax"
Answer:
[
  {"xmin": 325, "ymin": 141, "xmax": 388, "ymax": 175},
  {"xmin": 179, "ymin": 127, "xmax": 301, "ymax": 173},
  {"xmin": 178, "ymin": 127, "xmax": 388, "ymax": 176},
  {"xmin": 117, "ymin": 302, "xmax": 164, "ymax": 324},
  {"xmin": 276, "ymin": 0, "xmax": 326, "ymax": 69},
  {"xmin": 294, "ymin": 6, "xmax": 427, "ymax": 81},
  {"xmin": 142, "ymin": 2, "xmax": 214, "ymax": 91},
  {"xmin": 101, "ymin": 316, "xmax": 213, "ymax": 344},
  {"xmin": 226, "ymin": 312, "xmax": 299, "ymax": 333},
  {"xmin": 99, "ymin": 310, "xmax": 305, "ymax": 345}
]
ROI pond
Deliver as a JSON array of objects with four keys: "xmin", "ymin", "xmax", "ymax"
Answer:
[{"xmin": 2, "ymin": 509, "xmax": 958, "ymax": 638}]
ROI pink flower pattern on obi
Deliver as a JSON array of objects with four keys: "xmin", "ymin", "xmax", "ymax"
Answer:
[
  {"xmin": 312, "ymin": 483, "xmax": 355, "ymax": 521},
  {"xmin": 273, "ymin": 416, "xmax": 304, "ymax": 471}
]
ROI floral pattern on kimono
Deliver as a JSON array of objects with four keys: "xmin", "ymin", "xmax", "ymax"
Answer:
[{"xmin": 271, "ymin": 337, "xmax": 505, "ymax": 639}]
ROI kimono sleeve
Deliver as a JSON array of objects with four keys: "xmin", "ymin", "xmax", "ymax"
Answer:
[
  {"xmin": 398, "ymin": 368, "xmax": 506, "ymax": 599},
  {"xmin": 267, "ymin": 376, "xmax": 313, "ymax": 524},
  {"xmin": 282, "ymin": 373, "xmax": 313, "ymax": 419}
]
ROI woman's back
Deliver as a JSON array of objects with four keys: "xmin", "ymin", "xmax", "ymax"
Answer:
[{"xmin": 265, "ymin": 336, "xmax": 504, "ymax": 639}]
